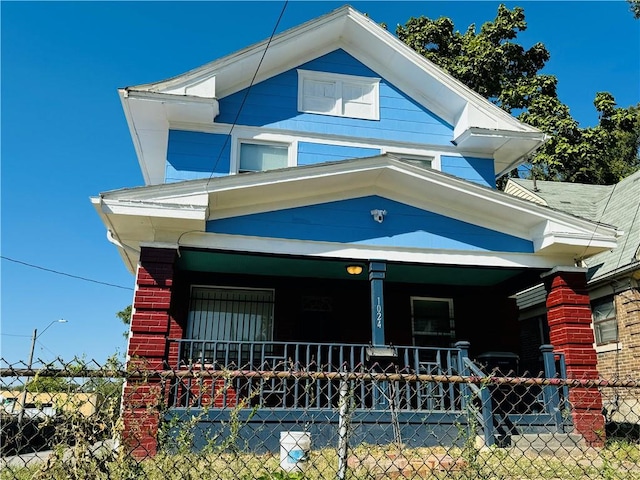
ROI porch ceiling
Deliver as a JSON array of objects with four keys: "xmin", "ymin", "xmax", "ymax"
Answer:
[{"xmin": 177, "ymin": 250, "xmax": 543, "ymax": 290}]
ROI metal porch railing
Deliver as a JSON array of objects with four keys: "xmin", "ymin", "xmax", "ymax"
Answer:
[{"xmin": 169, "ymin": 340, "xmax": 463, "ymax": 412}]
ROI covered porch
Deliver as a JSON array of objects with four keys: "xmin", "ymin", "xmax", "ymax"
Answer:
[{"xmin": 150, "ymin": 249, "xmax": 570, "ymax": 451}]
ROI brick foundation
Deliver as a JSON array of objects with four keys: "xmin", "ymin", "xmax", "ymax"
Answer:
[
  {"xmin": 122, "ymin": 247, "xmax": 177, "ymax": 459},
  {"xmin": 543, "ymin": 267, "xmax": 605, "ymax": 446}
]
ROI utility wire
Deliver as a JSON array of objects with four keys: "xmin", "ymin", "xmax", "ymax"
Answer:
[
  {"xmin": 206, "ymin": 0, "xmax": 289, "ymax": 187},
  {"xmin": 1, "ymin": 255, "xmax": 133, "ymax": 291}
]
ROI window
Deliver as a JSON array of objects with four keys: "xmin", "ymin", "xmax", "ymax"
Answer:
[
  {"xmin": 298, "ymin": 70, "xmax": 380, "ymax": 120},
  {"xmin": 184, "ymin": 287, "xmax": 275, "ymax": 364},
  {"xmin": 411, "ymin": 297, "xmax": 455, "ymax": 348},
  {"xmin": 239, "ymin": 142, "xmax": 289, "ymax": 173},
  {"xmin": 187, "ymin": 287, "xmax": 274, "ymax": 342},
  {"xmin": 390, "ymin": 153, "xmax": 434, "ymax": 169},
  {"xmin": 592, "ymin": 296, "xmax": 617, "ymax": 345}
]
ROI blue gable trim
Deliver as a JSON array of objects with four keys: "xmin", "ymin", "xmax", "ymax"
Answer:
[
  {"xmin": 166, "ymin": 130, "xmax": 231, "ymax": 182},
  {"xmin": 441, "ymin": 155, "xmax": 495, "ymax": 188},
  {"xmin": 207, "ymin": 196, "xmax": 533, "ymax": 253},
  {"xmin": 298, "ymin": 142, "xmax": 380, "ymax": 166},
  {"xmin": 217, "ymin": 50, "xmax": 453, "ymax": 146}
]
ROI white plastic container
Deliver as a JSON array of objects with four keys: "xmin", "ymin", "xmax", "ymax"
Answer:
[{"xmin": 279, "ymin": 431, "xmax": 311, "ymax": 472}]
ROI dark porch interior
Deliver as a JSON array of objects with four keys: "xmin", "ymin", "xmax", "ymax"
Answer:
[{"xmin": 171, "ymin": 248, "xmax": 546, "ymax": 367}]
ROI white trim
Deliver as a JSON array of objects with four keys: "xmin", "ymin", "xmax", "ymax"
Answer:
[
  {"xmin": 177, "ymin": 232, "xmax": 575, "ymax": 269},
  {"xmin": 595, "ymin": 342, "xmax": 622, "ymax": 354},
  {"xmin": 232, "ymin": 137, "xmax": 296, "ymax": 173},
  {"xmin": 171, "ymin": 120, "xmax": 466, "ymax": 157},
  {"xmin": 297, "ymin": 69, "xmax": 380, "ymax": 120}
]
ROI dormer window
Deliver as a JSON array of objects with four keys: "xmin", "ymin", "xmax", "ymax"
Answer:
[{"xmin": 298, "ymin": 70, "xmax": 380, "ymax": 120}]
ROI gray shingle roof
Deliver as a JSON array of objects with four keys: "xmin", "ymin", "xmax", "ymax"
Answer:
[{"xmin": 509, "ymin": 171, "xmax": 640, "ymax": 282}]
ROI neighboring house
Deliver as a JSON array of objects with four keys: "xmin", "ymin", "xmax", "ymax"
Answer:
[
  {"xmin": 0, "ymin": 391, "xmax": 98, "ymax": 418},
  {"xmin": 92, "ymin": 6, "xmax": 620, "ymax": 456},
  {"xmin": 506, "ymin": 172, "xmax": 640, "ymax": 424}
]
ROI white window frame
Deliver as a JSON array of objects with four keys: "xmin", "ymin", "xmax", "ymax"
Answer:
[
  {"xmin": 410, "ymin": 296, "xmax": 455, "ymax": 347},
  {"xmin": 234, "ymin": 138, "xmax": 295, "ymax": 173},
  {"xmin": 387, "ymin": 153, "xmax": 435, "ymax": 170},
  {"xmin": 591, "ymin": 295, "xmax": 618, "ymax": 346},
  {"xmin": 297, "ymin": 69, "xmax": 380, "ymax": 120}
]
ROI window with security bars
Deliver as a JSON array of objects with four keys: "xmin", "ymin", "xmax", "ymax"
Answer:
[
  {"xmin": 592, "ymin": 295, "xmax": 617, "ymax": 345},
  {"xmin": 184, "ymin": 287, "xmax": 275, "ymax": 365}
]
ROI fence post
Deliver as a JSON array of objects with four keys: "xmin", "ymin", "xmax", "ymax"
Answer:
[
  {"xmin": 337, "ymin": 373, "xmax": 350, "ymax": 480},
  {"xmin": 540, "ymin": 344, "xmax": 563, "ymax": 430},
  {"xmin": 455, "ymin": 341, "xmax": 471, "ymax": 410},
  {"xmin": 455, "ymin": 342, "xmax": 494, "ymax": 446}
]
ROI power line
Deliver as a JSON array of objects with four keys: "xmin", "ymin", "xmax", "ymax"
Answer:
[
  {"xmin": 206, "ymin": 0, "xmax": 289, "ymax": 187},
  {"xmin": 1, "ymin": 255, "xmax": 133, "ymax": 291}
]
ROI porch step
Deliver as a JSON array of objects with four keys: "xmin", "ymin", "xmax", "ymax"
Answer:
[
  {"xmin": 509, "ymin": 433, "xmax": 587, "ymax": 455},
  {"xmin": 477, "ymin": 433, "xmax": 587, "ymax": 454}
]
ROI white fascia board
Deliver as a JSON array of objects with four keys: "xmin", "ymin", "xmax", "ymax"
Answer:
[
  {"xmin": 531, "ymin": 220, "xmax": 618, "ymax": 255},
  {"xmin": 177, "ymin": 232, "xmax": 574, "ymax": 270},
  {"xmin": 120, "ymin": 90, "xmax": 219, "ymax": 186},
  {"xmin": 453, "ymin": 127, "xmax": 548, "ymax": 177},
  {"xmin": 99, "ymin": 198, "xmax": 208, "ymax": 221},
  {"xmin": 95, "ymin": 156, "xmax": 620, "ymax": 258}
]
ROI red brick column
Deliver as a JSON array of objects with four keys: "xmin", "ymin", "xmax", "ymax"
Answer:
[
  {"xmin": 542, "ymin": 267, "xmax": 605, "ymax": 446},
  {"xmin": 123, "ymin": 247, "xmax": 177, "ymax": 459}
]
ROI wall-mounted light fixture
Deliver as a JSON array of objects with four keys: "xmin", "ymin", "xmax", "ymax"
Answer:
[{"xmin": 346, "ymin": 264, "xmax": 364, "ymax": 275}]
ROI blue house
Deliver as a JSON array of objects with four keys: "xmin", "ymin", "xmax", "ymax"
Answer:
[{"xmin": 92, "ymin": 6, "xmax": 618, "ymax": 457}]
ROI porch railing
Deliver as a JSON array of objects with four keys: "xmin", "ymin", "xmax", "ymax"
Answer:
[{"xmin": 168, "ymin": 339, "xmax": 463, "ymax": 412}]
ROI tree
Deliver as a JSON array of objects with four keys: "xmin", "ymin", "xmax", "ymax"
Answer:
[
  {"xmin": 395, "ymin": 5, "xmax": 640, "ymax": 185},
  {"xmin": 116, "ymin": 305, "xmax": 132, "ymax": 339},
  {"xmin": 629, "ymin": 0, "xmax": 640, "ymax": 19}
]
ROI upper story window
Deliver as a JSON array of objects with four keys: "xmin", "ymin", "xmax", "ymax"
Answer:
[
  {"xmin": 390, "ymin": 153, "xmax": 434, "ymax": 169},
  {"xmin": 239, "ymin": 141, "xmax": 290, "ymax": 173},
  {"xmin": 592, "ymin": 295, "xmax": 617, "ymax": 345},
  {"xmin": 298, "ymin": 70, "xmax": 380, "ymax": 120}
]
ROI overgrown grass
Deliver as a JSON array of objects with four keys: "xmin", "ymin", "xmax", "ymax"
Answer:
[{"xmin": 3, "ymin": 440, "xmax": 640, "ymax": 480}]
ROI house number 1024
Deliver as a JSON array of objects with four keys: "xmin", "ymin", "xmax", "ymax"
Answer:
[{"xmin": 376, "ymin": 297, "xmax": 382, "ymax": 328}]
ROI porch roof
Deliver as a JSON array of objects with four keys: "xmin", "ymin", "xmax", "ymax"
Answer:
[
  {"xmin": 177, "ymin": 249, "xmax": 544, "ymax": 294},
  {"xmin": 92, "ymin": 155, "xmax": 620, "ymax": 274}
]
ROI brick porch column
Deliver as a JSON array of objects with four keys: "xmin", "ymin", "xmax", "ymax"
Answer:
[
  {"xmin": 122, "ymin": 247, "xmax": 177, "ymax": 459},
  {"xmin": 542, "ymin": 266, "xmax": 605, "ymax": 446}
]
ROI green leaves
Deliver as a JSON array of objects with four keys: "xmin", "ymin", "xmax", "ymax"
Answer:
[{"xmin": 396, "ymin": 4, "xmax": 640, "ymax": 186}]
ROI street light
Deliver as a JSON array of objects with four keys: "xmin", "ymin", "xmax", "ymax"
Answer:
[{"xmin": 17, "ymin": 319, "xmax": 68, "ymax": 425}]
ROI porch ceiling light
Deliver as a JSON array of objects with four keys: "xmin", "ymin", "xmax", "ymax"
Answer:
[{"xmin": 346, "ymin": 264, "xmax": 364, "ymax": 275}]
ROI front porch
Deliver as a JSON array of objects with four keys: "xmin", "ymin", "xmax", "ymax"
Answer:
[{"xmin": 165, "ymin": 339, "xmax": 568, "ymax": 451}]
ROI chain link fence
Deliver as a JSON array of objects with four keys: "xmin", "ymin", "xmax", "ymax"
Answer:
[{"xmin": 1, "ymin": 357, "xmax": 639, "ymax": 479}]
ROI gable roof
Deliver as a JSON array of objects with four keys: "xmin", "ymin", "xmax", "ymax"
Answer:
[
  {"xmin": 120, "ymin": 5, "xmax": 546, "ymax": 185},
  {"xmin": 92, "ymin": 154, "xmax": 618, "ymax": 274},
  {"xmin": 506, "ymin": 171, "xmax": 640, "ymax": 282}
]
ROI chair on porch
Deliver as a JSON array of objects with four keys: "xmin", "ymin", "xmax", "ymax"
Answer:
[{"xmin": 417, "ymin": 361, "xmax": 445, "ymax": 410}]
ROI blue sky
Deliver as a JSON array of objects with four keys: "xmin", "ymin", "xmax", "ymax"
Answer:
[{"xmin": 1, "ymin": 1, "xmax": 638, "ymax": 366}]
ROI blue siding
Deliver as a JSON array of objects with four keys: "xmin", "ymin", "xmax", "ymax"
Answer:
[
  {"xmin": 297, "ymin": 142, "xmax": 380, "ymax": 166},
  {"xmin": 207, "ymin": 196, "xmax": 533, "ymax": 253},
  {"xmin": 217, "ymin": 50, "xmax": 453, "ymax": 146},
  {"xmin": 166, "ymin": 130, "xmax": 231, "ymax": 182},
  {"xmin": 441, "ymin": 155, "xmax": 495, "ymax": 188}
]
